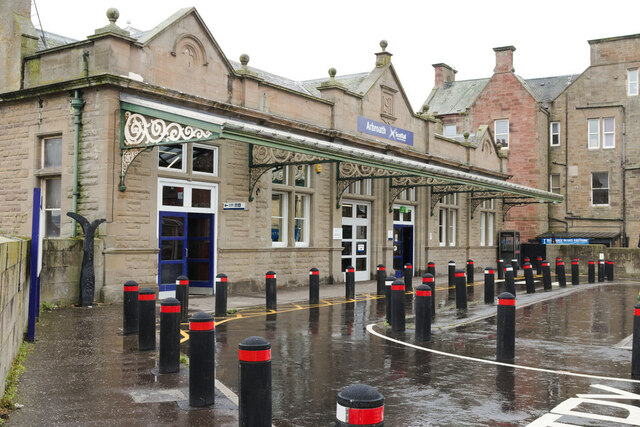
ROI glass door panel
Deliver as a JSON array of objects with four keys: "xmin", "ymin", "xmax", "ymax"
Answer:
[
  {"xmin": 186, "ymin": 213, "xmax": 214, "ymax": 291},
  {"xmin": 158, "ymin": 212, "xmax": 187, "ymax": 298}
]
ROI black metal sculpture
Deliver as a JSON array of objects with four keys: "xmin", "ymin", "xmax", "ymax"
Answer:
[{"xmin": 66, "ymin": 212, "xmax": 106, "ymax": 306}]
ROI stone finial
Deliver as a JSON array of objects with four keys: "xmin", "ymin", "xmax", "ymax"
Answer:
[
  {"xmin": 375, "ymin": 40, "xmax": 392, "ymax": 68},
  {"xmin": 107, "ymin": 8, "xmax": 119, "ymax": 25},
  {"xmin": 240, "ymin": 53, "xmax": 250, "ymax": 70},
  {"xmin": 464, "ymin": 132, "xmax": 470, "ymax": 140},
  {"xmin": 318, "ymin": 67, "xmax": 346, "ymax": 91},
  {"xmin": 236, "ymin": 54, "xmax": 259, "ymax": 77},
  {"xmin": 380, "ymin": 40, "xmax": 388, "ymax": 52},
  {"xmin": 328, "ymin": 68, "xmax": 337, "ymax": 79}
]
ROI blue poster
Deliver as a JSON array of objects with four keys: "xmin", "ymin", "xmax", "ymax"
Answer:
[
  {"xmin": 357, "ymin": 116, "xmax": 414, "ymax": 146},
  {"xmin": 542, "ymin": 238, "xmax": 589, "ymax": 245}
]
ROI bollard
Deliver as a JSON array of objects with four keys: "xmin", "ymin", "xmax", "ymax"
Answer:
[
  {"xmin": 175, "ymin": 275, "xmax": 189, "ymax": 323},
  {"xmin": 123, "ymin": 280, "xmax": 139, "ymax": 335},
  {"xmin": 239, "ymin": 336, "xmax": 272, "ymax": 426},
  {"xmin": 346, "ymin": 266, "xmax": 355, "ymax": 300},
  {"xmin": 606, "ymin": 260, "xmax": 614, "ymax": 281},
  {"xmin": 598, "ymin": 260, "xmax": 605, "ymax": 282},
  {"xmin": 588, "ymin": 260, "xmax": 595, "ymax": 283},
  {"xmin": 376, "ymin": 265, "xmax": 385, "ymax": 296},
  {"xmin": 138, "ymin": 288, "xmax": 156, "ymax": 351},
  {"xmin": 511, "ymin": 258, "xmax": 518, "ymax": 276},
  {"xmin": 536, "ymin": 256, "xmax": 543, "ymax": 276},
  {"xmin": 571, "ymin": 259, "xmax": 579, "ymax": 286},
  {"xmin": 384, "ymin": 276, "xmax": 394, "ymax": 323},
  {"xmin": 391, "ymin": 279, "xmax": 405, "ymax": 332},
  {"xmin": 610, "ymin": 260, "xmax": 615, "ymax": 281},
  {"xmin": 504, "ymin": 266, "xmax": 516, "ymax": 296},
  {"xmin": 523, "ymin": 262, "xmax": 535, "ymax": 294},
  {"xmin": 422, "ymin": 274, "xmax": 436, "ymax": 319},
  {"xmin": 336, "ymin": 384, "xmax": 384, "ymax": 427},
  {"xmin": 542, "ymin": 260, "xmax": 552, "ymax": 290},
  {"xmin": 556, "ymin": 260, "xmax": 567, "ymax": 288},
  {"xmin": 189, "ymin": 312, "xmax": 215, "ymax": 407},
  {"xmin": 266, "ymin": 271, "xmax": 277, "ymax": 311},
  {"xmin": 484, "ymin": 267, "xmax": 495, "ymax": 304},
  {"xmin": 467, "ymin": 259, "xmax": 474, "ymax": 285},
  {"xmin": 523, "ymin": 257, "xmax": 530, "ymax": 264},
  {"xmin": 497, "ymin": 259, "xmax": 504, "ymax": 280},
  {"xmin": 448, "ymin": 260, "xmax": 456, "ymax": 289},
  {"xmin": 455, "ymin": 269, "xmax": 467, "ymax": 310},
  {"xmin": 427, "ymin": 261, "xmax": 436, "ymax": 278},
  {"xmin": 403, "ymin": 263, "xmax": 413, "ymax": 292},
  {"xmin": 415, "ymin": 283, "xmax": 432, "ymax": 342},
  {"xmin": 632, "ymin": 304, "xmax": 640, "ymax": 378},
  {"xmin": 496, "ymin": 292, "xmax": 516, "ymax": 361},
  {"xmin": 308, "ymin": 268, "xmax": 320, "ymax": 305},
  {"xmin": 159, "ymin": 298, "xmax": 180, "ymax": 374},
  {"xmin": 215, "ymin": 273, "xmax": 228, "ymax": 318}
]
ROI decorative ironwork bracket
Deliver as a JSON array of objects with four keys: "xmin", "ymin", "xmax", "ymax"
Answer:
[
  {"xmin": 501, "ymin": 198, "xmax": 546, "ymax": 221},
  {"xmin": 388, "ymin": 176, "xmax": 439, "ymax": 212},
  {"xmin": 119, "ymin": 110, "xmax": 218, "ymax": 191},
  {"xmin": 469, "ymin": 192, "xmax": 503, "ymax": 219},
  {"xmin": 335, "ymin": 162, "xmax": 409, "ymax": 209},
  {"xmin": 248, "ymin": 144, "xmax": 332, "ymax": 201}
]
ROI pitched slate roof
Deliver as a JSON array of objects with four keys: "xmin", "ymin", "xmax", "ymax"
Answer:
[
  {"xmin": 301, "ymin": 72, "xmax": 370, "ymax": 97},
  {"xmin": 523, "ymin": 75, "xmax": 579, "ymax": 102},
  {"xmin": 422, "ymin": 78, "xmax": 490, "ymax": 116},
  {"xmin": 229, "ymin": 60, "xmax": 315, "ymax": 96},
  {"xmin": 36, "ymin": 29, "xmax": 77, "ymax": 51}
]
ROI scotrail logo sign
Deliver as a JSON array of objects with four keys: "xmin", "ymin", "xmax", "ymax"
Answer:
[{"xmin": 357, "ymin": 116, "xmax": 414, "ymax": 146}]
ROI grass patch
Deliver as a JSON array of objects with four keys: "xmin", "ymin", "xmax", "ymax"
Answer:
[
  {"xmin": 41, "ymin": 301, "xmax": 56, "ymax": 312},
  {"xmin": 1, "ymin": 341, "xmax": 34, "ymax": 422},
  {"xmin": 227, "ymin": 308, "xmax": 237, "ymax": 315},
  {"xmin": 180, "ymin": 354, "xmax": 189, "ymax": 367}
]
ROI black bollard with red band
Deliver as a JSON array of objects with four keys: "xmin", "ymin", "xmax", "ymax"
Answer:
[
  {"xmin": 632, "ymin": 304, "xmax": 640, "ymax": 378},
  {"xmin": 266, "ymin": 271, "xmax": 277, "ymax": 311},
  {"xmin": 123, "ymin": 280, "xmax": 139, "ymax": 335},
  {"xmin": 484, "ymin": 267, "xmax": 495, "ymax": 304},
  {"xmin": 588, "ymin": 260, "xmax": 595, "ymax": 283},
  {"xmin": 511, "ymin": 258, "xmax": 519, "ymax": 276},
  {"xmin": 189, "ymin": 312, "xmax": 215, "ymax": 407},
  {"xmin": 346, "ymin": 266, "xmax": 355, "ymax": 300},
  {"xmin": 415, "ymin": 283, "xmax": 432, "ymax": 342},
  {"xmin": 239, "ymin": 336, "xmax": 272, "ymax": 426},
  {"xmin": 215, "ymin": 273, "xmax": 228, "ymax": 318},
  {"xmin": 455, "ymin": 269, "xmax": 467, "ymax": 309},
  {"xmin": 497, "ymin": 292, "xmax": 516, "ymax": 361},
  {"xmin": 556, "ymin": 260, "xmax": 567, "ymax": 288},
  {"xmin": 497, "ymin": 259, "xmax": 504, "ymax": 280},
  {"xmin": 336, "ymin": 384, "xmax": 384, "ymax": 427},
  {"xmin": 403, "ymin": 263, "xmax": 413, "ymax": 291},
  {"xmin": 423, "ymin": 274, "xmax": 436, "ymax": 319},
  {"xmin": 138, "ymin": 288, "xmax": 156, "ymax": 351},
  {"xmin": 309, "ymin": 268, "xmax": 320, "ymax": 305},
  {"xmin": 504, "ymin": 266, "xmax": 516, "ymax": 296},
  {"xmin": 159, "ymin": 298, "xmax": 181, "ymax": 374},
  {"xmin": 542, "ymin": 260, "xmax": 552, "ymax": 290},
  {"xmin": 536, "ymin": 256, "xmax": 543, "ymax": 276},
  {"xmin": 598, "ymin": 260, "xmax": 605, "ymax": 282},
  {"xmin": 606, "ymin": 260, "xmax": 614, "ymax": 281},
  {"xmin": 523, "ymin": 257, "xmax": 530, "ymax": 265},
  {"xmin": 571, "ymin": 259, "xmax": 580, "ymax": 286},
  {"xmin": 376, "ymin": 265, "xmax": 385, "ymax": 296},
  {"xmin": 175, "ymin": 275, "xmax": 189, "ymax": 323},
  {"xmin": 384, "ymin": 276, "xmax": 395, "ymax": 323},
  {"xmin": 448, "ymin": 260, "xmax": 456, "ymax": 289},
  {"xmin": 427, "ymin": 261, "xmax": 436, "ymax": 278},
  {"xmin": 467, "ymin": 260, "xmax": 474, "ymax": 285},
  {"xmin": 391, "ymin": 280, "xmax": 405, "ymax": 332},
  {"xmin": 523, "ymin": 262, "xmax": 535, "ymax": 294}
]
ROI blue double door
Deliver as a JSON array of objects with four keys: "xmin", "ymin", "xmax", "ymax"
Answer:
[{"xmin": 158, "ymin": 211, "xmax": 215, "ymax": 296}]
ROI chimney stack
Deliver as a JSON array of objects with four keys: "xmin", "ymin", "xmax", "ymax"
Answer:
[
  {"xmin": 432, "ymin": 63, "xmax": 457, "ymax": 88},
  {"xmin": 493, "ymin": 46, "xmax": 516, "ymax": 74},
  {"xmin": 0, "ymin": 0, "xmax": 38, "ymax": 93}
]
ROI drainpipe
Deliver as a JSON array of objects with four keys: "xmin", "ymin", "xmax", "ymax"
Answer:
[{"xmin": 70, "ymin": 90, "xmax": 85, "ymax": 238}]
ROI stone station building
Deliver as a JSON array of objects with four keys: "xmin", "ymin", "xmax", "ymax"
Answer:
[{"xmin": 0, "ymin": 3, "xmax": 560, "ymax": 302}]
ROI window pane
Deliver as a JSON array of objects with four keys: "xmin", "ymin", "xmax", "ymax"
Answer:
[
  {"xmin": 356, "ymin": 204, "xmax": 368, "ymax": 219},
  {"xmin": 294, "ymin": 165, "xmax": 308, "ymax": 187},
  {"xmin": 603, "ymin": 118, "xmax": 614, "ymax": 133},
  {"xmin": 188, "ymin": 240, "xmax": 210, "ymax": 259},
  {"xmin": 356, "ymin": 242, "xmax": 367, "ymax": 255},
  {"xmin": 192, "ymin": 188, "xmax": 211, "ymax": 208},
  {"xmin": 162, "ymin": 186, "xmax": 184, "ymax": 206},
  {"xmin": 45, "ymin": 178, "xmax": 61, "ymax": 209},
  {"xmin": 161, "ymin": 216, "xmax": 184, "ymax": 237},
  {"xmin": 355, "ymin": 257, "xmax": 367, "ymax": 271},
  {"xmin": 342, "ymin": 241, "xmax": 352, "ymax": 256},
  {"xmin": 161, "ymin": 241, "xmax": 183, "ymax": 260},
  {"xmin": 593, "ymin": 189, "xmax": 609, "ymax": 205},
  {"xmin": 342, "ymin": 225, "xmax": 352, "ymax": 239},
  {"xmin": 487, "ymin": 213, "xmax": 494, "ymax": 246},
  {"xmin": 272, "ymin": 167, "xmax": 286, "ymax": 184},
  {"xmin": 629, "ymin": 69, "xmax": 638, "ymax": 95},
  {"xmin": 188, "ymin": 217, "xmax": 210, "ymax": 238},
  {"xmin": 160, "ymin": 264, "xmax": 183, "ymax": 285},
  {"xmin": 271, "ymin": 193, "xmax": 286, "ymax": 243},
  {"xmin": 159, "ymin": 144, "xmax": 183, "ymax": 169},
  {"xmin": 592, "ymin": 173, "xmax": 607, "ymax": 189},
  {"xmin": 45, "ymin": 210, "xmax": 60, "ymax": 237},
  {"xmin": 43, "ymin": 137, "xmax": 62, "ymax": 168},
  {"xmin": 294, "ymin": 194, "xmax": 306, "ymax": 218},
  {"xmin": 271, "ymin": 217, "xmax": 283, "ymax": 242},
  {"xmin": 393, "ymin": 209, "xmax": 400, "ymax": 221},
  {"xmin": 449, "ymin": 209, "xmax": 456, "ymax": 246},
  {"xmin": 480, "ymin": 212, "xmax": 486, "ymax": 246},
  {"xmin": 193, "ymin": 146, "xmax": 215, "ymax": 174},
  {"xmin": 341, "ymin": 258, "xmax": 351, "ymax": 272},
  {"xmin": 444, "ymin": 124, "xmax": 456, "ymax": 137},
  {"xmin": 588, "ymin": 119, "xmax": 599, "ymax": 148},
  {"xmin": 404, "ymin": 209, "xmax": 412, "ymax": 222},
  {"xmin": 294, "ymin": 194, "xmax": 307, "ymax": 243},
  {"xmin": 439, "ymin": 208, "xmax": 446, "ymax": 245},
  {"xmin": 187, "ymin": 262, "xmax": 210, "ymax": 282},
  {"xmin": 342, "ymin": 204, "xmax": 353, "ymax": 218},
  {"xmin": 356, "ymin": 226, "xmax": 367, "ymax": 239}
]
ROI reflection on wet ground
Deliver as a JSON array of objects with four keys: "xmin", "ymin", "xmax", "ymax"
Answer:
[{"xmin": 214, "ymin": 282, "xmax": 640, "ymax": 426}]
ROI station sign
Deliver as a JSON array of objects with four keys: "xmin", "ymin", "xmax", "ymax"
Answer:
[
  {"xmin": 357, "ymin": 116, "xmax": 414, "ymax": 146},
  {"xmin": 541, "ymin": 238, "xmax": 589, "ymax": 245},
  {"xmin": 223, "ymin": 202, "xmax": 246, "ymax": 210}
]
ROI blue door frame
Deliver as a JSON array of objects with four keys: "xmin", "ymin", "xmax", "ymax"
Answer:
[{"xmin": 158, "ymin": 211, "xmax": 215, "ymax": 296}]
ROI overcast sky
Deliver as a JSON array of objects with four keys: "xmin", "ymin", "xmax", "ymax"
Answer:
[{"xmin": 32, "ymin": 0, "xmax": 640, "ymax": 110}]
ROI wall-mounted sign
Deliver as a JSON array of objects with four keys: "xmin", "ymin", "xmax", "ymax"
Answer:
[
  {"xmin": 357, "ymin": 243, "xmax": 365, "ymax": 253},
  {"xmin": 357, "ymin": 116, "xmax": 414, "ymax": 146},
  {"xmin": 333, "ymin": 228, "xmax": 343, "ymax": 240},
  {"xmin": 223, "ymin": 202, "xmax": 246, "ymax": 210},
  {"xmin": 541, "ymin": 238, "xmax": 589, "ymax": 245}
]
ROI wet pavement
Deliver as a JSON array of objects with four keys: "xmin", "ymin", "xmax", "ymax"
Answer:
[{"xmin": 8, "ymin": 276, "xmax": 640, "ymax": 426}]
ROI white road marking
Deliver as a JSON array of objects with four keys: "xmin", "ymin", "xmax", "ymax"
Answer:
[{"xmin": 366, "ymin": 323, "xmax": 640, "ymax": 384}]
